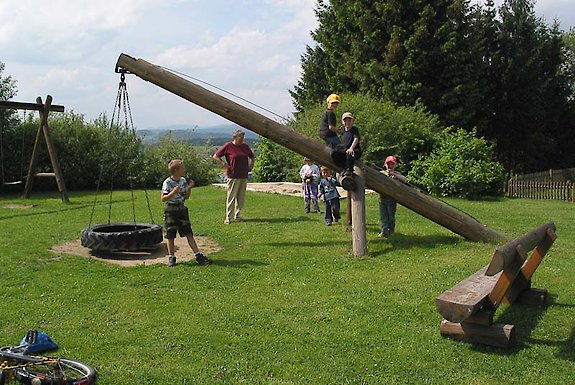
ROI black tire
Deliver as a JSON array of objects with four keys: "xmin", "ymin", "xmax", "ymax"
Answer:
[
  {"xmin": 14, "ymin": 357, "xmax": 97, "ymax": 385},
  {"xmin": 81, "ymin": 222, "xmax": 163, "ymax": 252},
  {"xmin": 0, "ymin": 370, "xmax": 5, "ymax": 385}
]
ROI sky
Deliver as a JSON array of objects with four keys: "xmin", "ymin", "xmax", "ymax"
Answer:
[{"xmin": 1, "ymin": 0, "xmax": 574, "ymax": 129}]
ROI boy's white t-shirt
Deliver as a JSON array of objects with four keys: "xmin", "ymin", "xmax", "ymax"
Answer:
[{"xmin": 162, "ymin": 177, "xmax": 189, "ymax": 205}]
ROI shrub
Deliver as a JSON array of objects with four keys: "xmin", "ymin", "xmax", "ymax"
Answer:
[
  {"xmin": 139, "ymin": 132, "xmax": 217, "ymax": 188},
  {"xmin": 409, "ymin": 128, "xmax": 506, "ymax": 198},
  {"xmin": 1, "ymin": 112, "xmax": 217, "ymax": 191},
  {"xmin": 252, "ymin": 137, "xmax": 300, "ymax": 182}
]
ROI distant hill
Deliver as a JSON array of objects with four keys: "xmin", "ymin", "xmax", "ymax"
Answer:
[{"xmin": 137, "ymin": 124, "xmax": 260, "ymax": 146}]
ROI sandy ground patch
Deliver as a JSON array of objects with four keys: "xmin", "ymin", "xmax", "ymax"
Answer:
[
  {"xmin": 213, "ymin": 182, "xmax": 349, "ymax": 198},
  {"xmin": 51, "ymin": 236, "xmax": 221, "ymax": 267},
  {"xmin": 2, "ymin": 204, "xmax": 36, "ymax": 209}
]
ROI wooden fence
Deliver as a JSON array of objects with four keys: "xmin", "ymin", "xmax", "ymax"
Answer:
[{"xmin": 507, "ymin": 179, "xmax": 575, "ymax": 202}]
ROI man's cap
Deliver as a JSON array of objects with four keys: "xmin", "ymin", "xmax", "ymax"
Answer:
[
  {"xmin": 232, "ymin": 128, "xmax": 245, "ymax": 137},
  {"xmin": 341, "ymin": 112, "xmax": 354, "ymax": 120},
  {"xmin": 385, "ymin": 155, "xmax": 397, "ymax": 164},
  {"xmin": 326, "ymin": 94, "xmax": 341, "ymax": 104}
]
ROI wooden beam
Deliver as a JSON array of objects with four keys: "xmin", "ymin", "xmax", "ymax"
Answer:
[
  {"xmin": 440, "ymin": 319, "xmax": 516, "ymax": 348},
  {"xmin": 115, "ymin": 53, "xmax": 507, "ymax": 243},
  {"xmin": 24, "ymin": 98, "xmax": 51, "ymax": 197},
  {"xmin": 0, "ymin": 100, "xmax": 65, "ymax": 112},
  {"xmin": 487, "ymin": 244, "xmax": 527, "ymax": 308},
  {"xmin": 435, "ymin": 266, "xmax": 499, "ymax": 323},
  {"xmin": 486, "ymin": 221, "xmax": 555, "ymax": 275}
]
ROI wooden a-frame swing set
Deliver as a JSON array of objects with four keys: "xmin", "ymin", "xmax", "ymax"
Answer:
[{"xmin": 0, "ymin": 95, "xmax": 69, "ymax": 202}]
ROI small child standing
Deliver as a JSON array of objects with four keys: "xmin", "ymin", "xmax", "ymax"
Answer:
[
  {"xmin": 318, "ymin": 167, "xmax": 341, "ymax": 226},
  {"xmin": 378, "ymin": 156, "xmax": 407, "ymax": 237},
  {"xmin": 299, "ymin": 156, "xmax": 321, "ymax": 213},
  {"xmin": 161, "ymin": 159, "xmax": 211, "ymax": 267}
]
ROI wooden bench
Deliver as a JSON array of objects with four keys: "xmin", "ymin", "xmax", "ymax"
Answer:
[{"xmin": 435, "ymin": 221, "xmax": 557, "ymax": 348}]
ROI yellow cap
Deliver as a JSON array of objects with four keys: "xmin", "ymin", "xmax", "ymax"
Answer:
[{"xmin": 326, "ymin": 94, "xmax": 341, "ymax": 104}]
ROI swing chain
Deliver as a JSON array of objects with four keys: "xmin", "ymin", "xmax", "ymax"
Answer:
[{"xmin": 87, "ymin": 71, "xmax": 156, "ymax": 229}]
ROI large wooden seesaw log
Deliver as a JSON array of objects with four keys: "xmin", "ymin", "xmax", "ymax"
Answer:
[
  {"xmin": 115, "ymin": 53, "xmax": 506, "ymax": 244},
  {"xmin": 435, "ymin": 221, "xmax": 557, "ymax": 348}
]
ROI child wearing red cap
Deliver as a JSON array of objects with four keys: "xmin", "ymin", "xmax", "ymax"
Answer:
[{"xmin": 378, "ymin": 156, "xmax": 406, "ymax": 237}]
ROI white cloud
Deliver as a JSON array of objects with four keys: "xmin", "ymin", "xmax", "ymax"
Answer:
[
  {"xmin": 2, "ymin": 1, "xmax": 315, "ymax": 127},
  {"xmin": 156, "ymin": 27, "xmax": 270, "ymax": 71}
]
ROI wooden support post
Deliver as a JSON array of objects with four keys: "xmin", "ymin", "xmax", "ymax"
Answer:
[
  {"xmin": 24, "ymin": 101, "xmax": 49, "ymax": 198},
  {"xmin": 346, "ymin": 195, "xmax": 352, "ymax": 226},
  {"xmin": 37, "ymin": 97, "xmax": 69, "ymax": 202},
  {"xmin": 23, "ymin": 96, "xmax": 69, "ymax": 202},
  {"xmin": 350, "ymin": 165, "xmax": 367, "ymax": 257}
]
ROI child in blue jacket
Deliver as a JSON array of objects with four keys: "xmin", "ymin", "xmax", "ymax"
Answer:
[{"xmin": 318, "ymin": 167, "xmax": 341, "ymax": 226}]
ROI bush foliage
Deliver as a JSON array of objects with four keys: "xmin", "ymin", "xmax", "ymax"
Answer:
[
  {"xmin": 0, "ymin": 112, "xmax": 217, "ymax": 191},
  {"xmin": 409, "ymin": 128, "xmax": 506, "ymax": 198},
  {"xmin": 252, "ymin": 137, "xmax": 301, "ymax": 183}
]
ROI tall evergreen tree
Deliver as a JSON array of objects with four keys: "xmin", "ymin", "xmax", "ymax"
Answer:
[
  {"xmin": 487, "ymin": 0, "xmax": 573, "ymax": 172},
  {"xmin": 294, "ymin": 0, "xmax": 482, "ymax": 129},
  {"xmin": 292, "ymin": 0, "xmax": 575, "ymax": 172}
]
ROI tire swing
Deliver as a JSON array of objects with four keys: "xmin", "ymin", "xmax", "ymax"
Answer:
[{"xmin": 81, "ymin": 71, "xmax": 162, "ymax": 252}]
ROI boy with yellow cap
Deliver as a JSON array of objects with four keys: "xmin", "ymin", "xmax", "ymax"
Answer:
[{"xmin": 319, "ymin": 94, "xmax": 342, "ymax": 149}]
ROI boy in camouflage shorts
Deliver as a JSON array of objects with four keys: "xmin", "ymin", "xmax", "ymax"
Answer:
[{"xmin": 162, "ymin": 160, "xmax": 211, "ymax": 267}]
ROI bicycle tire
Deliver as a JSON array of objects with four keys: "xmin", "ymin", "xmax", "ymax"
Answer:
[
  {"xmin": 80, "ymin": 222, "xmax": 163, "ymax": 252},
  {"xmin": 14, "ymin": 357, "xmax": 96, "ymax": 385}
]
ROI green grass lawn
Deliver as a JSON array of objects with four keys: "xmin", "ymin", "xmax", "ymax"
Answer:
[{"xmin": 0, "ymin": 187, "xmax": 573, "ymax": 384}]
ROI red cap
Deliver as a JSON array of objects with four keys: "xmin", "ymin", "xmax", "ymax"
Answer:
[{"xmin": 385, "ymin": 156, "xmax": 397, "ymax": 164}]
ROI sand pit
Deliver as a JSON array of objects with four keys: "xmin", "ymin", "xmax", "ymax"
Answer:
[
  {"xmin": 51, "ymin": 236, "xmax": 221, "ymax": 267},
  {"xmin": 2, "ymin": 204, "xmax": 36, "ymax": 209},
  {"xmin": 213, "ymin": 182, "xmax": 349, "ymax": 198}
]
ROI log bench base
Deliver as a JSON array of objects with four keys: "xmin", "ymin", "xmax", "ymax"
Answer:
[{"xmin": 440, "ymin": 319, "xmax": 516, "ymax": 348}]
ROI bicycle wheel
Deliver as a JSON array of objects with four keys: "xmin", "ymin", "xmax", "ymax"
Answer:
[{"xmin": 14, "ymin": 357, "xmax": 96, "ymax": 385}]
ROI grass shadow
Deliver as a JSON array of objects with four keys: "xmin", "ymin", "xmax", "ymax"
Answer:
[
  {"xmin": 181, "ymin": 259, "xmax": 269, "ymax": 268},
  {"xmin": 522, "ymin": 300, "xmax": 575, "ymax": 361},
  {"xmin": 468, "ymin": 294, "xmax": 574, "ymax": 357},
  {"xmin": 374, "ymin": 232, "xmax": 461, "ymax": 254},
  {"xmin": 246, "ymin": 215, "xmax": 317, "ymax": 224},
  {"xmin": 0, "ymin": 198, "xmax": 133, "ymax": 222},
  {"xmin": 267, "ymin": 240, "xmax": 351, "ymax": 248}
]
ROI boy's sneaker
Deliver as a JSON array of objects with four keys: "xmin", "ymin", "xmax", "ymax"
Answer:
[
  {"xmin": 195, "ymin": 253, "xmax": 212, "ymax": 265},
  {"xmin": 167, "ymin": 255, "xmax": 176, "ymax": 267}
]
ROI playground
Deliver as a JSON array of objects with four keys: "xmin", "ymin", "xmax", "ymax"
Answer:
[
  {"xmin": 0, "ymin": 186, "xmax": 573, "ymax": 384},
  {"xmin": 0, "ymin": 54, "xmax": 572, "ymax": 384}
]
